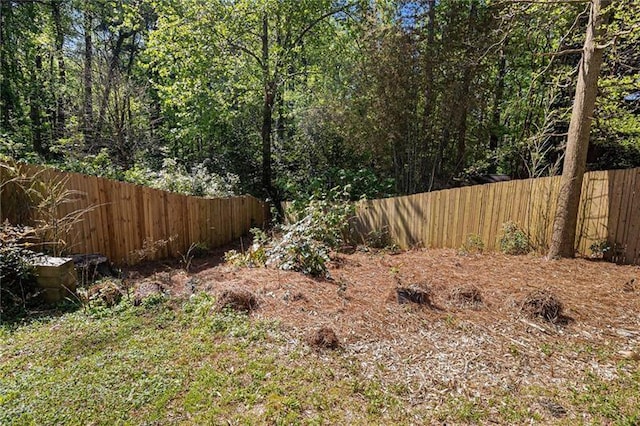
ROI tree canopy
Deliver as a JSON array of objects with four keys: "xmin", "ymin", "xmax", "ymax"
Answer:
[{"xmin": 1, "ymin": 0, "xmax": 639, "ymax": 201}]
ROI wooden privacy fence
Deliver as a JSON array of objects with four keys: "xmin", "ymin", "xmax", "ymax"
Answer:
[
  {"xmin": 1, "ymin": 163, "xmax": 269, "ymax": 265},
  {"xmin": 353, "ymin": 168, "xmax": 640, "ymax": 264}
]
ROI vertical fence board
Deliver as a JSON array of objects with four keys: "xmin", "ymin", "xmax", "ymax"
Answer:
[
  {"xmin": 616, "ymin": 170, "xmax": 634, "ymax": 261},
  {"xmin": 607, "ymin": 170, "xmax": 623, "ymax": 253},
  {"xmin": 624, "ymin": 170, "xmax": 640, "ymax": 263}
]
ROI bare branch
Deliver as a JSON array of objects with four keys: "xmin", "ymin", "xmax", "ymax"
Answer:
[
  {"xmin": 228, "ymin": 40, "xmax": 264, "ymax": 69},
  {"xmin": 289, "ymin": 5, "xmax": 351, "ymax": 50},
  {"xmin": 524, "ymin": 3, "xmax": 590, "ymax": 101},
  {"xmin": 538, "ymin": 48, "xmax": 584, "ymax": 56}
]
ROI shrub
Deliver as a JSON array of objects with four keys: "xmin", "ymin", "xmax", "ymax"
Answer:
[
  {"xmin": 224, "ymin": 229, "xmax": 268, "ymax": 268},
  {"xmin": 499, "ymin": 221, "xmax": 530, "ymax": 255},
  {"xmin": 125, "ymin": 158, "xmax": 239, "ymax": 198},
  {"xmin": 225, "ymin": 187, "xmax": 355, "ymax": 278},
  {"xmin": 266, "ymin": 217, "xmax": 332, "ymax": 277},
  {"xmin": 58, "ymin": 154, "xmax": 239, "ymax": 198},
  {"xmin": 459, "ymin": 233, "xmax": 484, "ymax": 255},
  {"xmin": 286, "ymin": 185, "xmax": 355, "ymax": 247},
  {"xmin": 265, "ymin": 186, "xmax": 355, "ymax": 277},
  {"xmin": 0, "ymin": 224, "xmax": 38, "ymax": 320}
]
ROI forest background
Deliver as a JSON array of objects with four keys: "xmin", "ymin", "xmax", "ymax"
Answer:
[{"xmin": 1, "ymin": 0, "xmax": 639, "ymax": 203}]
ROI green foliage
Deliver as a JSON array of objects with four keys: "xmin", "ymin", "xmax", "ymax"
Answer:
[
  {"xmin": 266, "ymin": 188, "xmax": 355, "ymax": 277},
  {"xmin": 266, "ymin": 217, "xmax": 332, "ymax": 277},
  {"xmin": 589, "ymin": 240, "xmax": 611, "ymax": 259},
  {"xmin": 499, "ymin": 221, "xmax": 531, "ymax": 255},
  {"xmin": 59, "ymin": 149, "xmax": 124, "ymax": 181},
  {"xmin": 286, "ymin": 185, "xmax": 356, "ymax": 247},
  {"xmin": 0, "ymin": 224, "xmax": 38, "ymax": 320},
  {"xmin": 56, "ymin": 154, "xmax": 239, "ymax": 198},
  {"xmin": 459, "ymin": 233, "xmax": 485, "ymax": 255},
  {"xmin": 225, "ymin": 187, "xmax": 355, "ymax": 277},
  {"xmin": 362, "ymin": 226, "xmax": 395, "ymax": 250},
  {"xmin": 128, "ymin": 159, "xmax": 239, "ymax": 198}
]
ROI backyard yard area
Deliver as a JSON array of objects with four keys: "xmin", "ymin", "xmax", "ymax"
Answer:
[{"xmin": 2, "ymin": 248, "xmax": 640, "ymax": 425}]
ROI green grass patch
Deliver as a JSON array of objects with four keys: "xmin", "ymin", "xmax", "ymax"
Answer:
[
  {"xmin": 569, "ymin": 368, "xmax": 640, "ymax": 425},
  {"xmin": 2, "ymin": 294, "xmax": 640, "ymax": 425},
  {"xmin": 0, "ymin": 294, "xmax": 407, "ymax": 425}
]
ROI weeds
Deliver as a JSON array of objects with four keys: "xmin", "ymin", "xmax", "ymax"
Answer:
[
  {"xmin": 459, "ymin": 233, "xmax": 484, "ymax": 255},
  {"xmin": 499, "ymin": 221, "xmax": 531, "ymax": 255},
  {"xmin": 130, "ymin": 235, "xmax": 176, "ymax": 264},
  {"xmin": 589, "ymin": 239, "xmax": 611, "ymax": 259},
  {"xmin": 180, "ymin": 241, "xmax": 209, "ymax": 272}
]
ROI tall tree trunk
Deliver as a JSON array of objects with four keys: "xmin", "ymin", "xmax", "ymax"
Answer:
[
  {"xmin": 455, "ymin": 0, "xmax": 477, "ymax": 175},
  {"xmin": 489, "ymin": 42, "xmax": 507, "ymax": 171},
  {"xmin": 424, "ymin": 0, "xmax": 437, "ymax": 191},
  {"xmin": 95, "ymin": 31, "xmax": 127, "ymax": 149},
  {"xmin": 83, "ymin": 7, "xmax": 93, "ymax": 146},
  {"xmin": 30, "ymin": 55, "xmax": 44, "ymax": 155},
  {"xmin": 548, "ymin": 0, "xmax": 608, "ymax": 259},
  {"xmin": 51, "ymin": 0, "xmax": 66, "ymax": 141},
  {"xmin": 0, "ymin": 0, "xmax": 13, "ymax": 128},
  {"xmin": 261, "ymin": 13, "xmax": 274, "ymax": 196},
  {"xmin": 456, "ymin": 67, "xmax": 472, "ymax": 173}
]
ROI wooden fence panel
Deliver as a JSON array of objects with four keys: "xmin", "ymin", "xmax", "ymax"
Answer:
[
  {"xmin": 612, "ymin": 169, "xmax": 634, "ymax": 262},
  {"xmin": 624, "ymin": 170, "xmax": 640, "ymax": 263},
  {"xmin": 3, "ymin": 162, "xmax": 640, "ymax": 265},
  {"xmin": 0, "ymin": 163, "xmax": 268, "ymax": 265},
  {"xmin": 348, "ymin": 168, "xmax": 640, "ymax": 264}
]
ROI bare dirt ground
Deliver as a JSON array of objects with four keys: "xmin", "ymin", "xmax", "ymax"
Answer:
[{"xmin": 128, "ymin": 247, "xmax": 640, "ymax": 422}]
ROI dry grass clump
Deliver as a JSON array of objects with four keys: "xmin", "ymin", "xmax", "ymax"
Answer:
[
  {"xmin": 395, "ymin": 287, "xmax": 431, "ymax": 306},
  {"xmin": 450, "ymin": 285, "xmax": 483, "ymax": 307},
  {"xmin": 307, "ymin": 326, "xmax": 340, "ymax": 349},
  {"xmin": 83, "ymin": 279, "xmax": 123, "ymax": 307},
  {"xmin": 521, "ymin": 289, "xmax": 564, "ymax": 323},
  {"xmin": 216, "ymin": 289, "xmax": 258, "ymax": 313},
  {"xmin": 291, "ymin": 291, "xmax": 307, "ymax": 302}
]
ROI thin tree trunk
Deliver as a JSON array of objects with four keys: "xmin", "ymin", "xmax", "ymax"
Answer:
[
  {"xmin": 95, "ymin": 31, "xmax": 127, "ymax": 148},
  {"xmin": 31, "ymin": 55, "xmax": 44, "ymax": 155},
  {"xmin": 455, "ymin": 1, "xmax": 477, "ymax": 175},
  {"xmin": 456, "ymin": 67, "xmax": 472, "ymax": 173},
  {"xmin": 424, "ymin": 0, "xmax": 437, "ymax": 191},
  {"xmin": 0, "ymin": 0, "xmax": 13, "ymax": 128},
  {"xmin": 489, "ymin": 42, "xmax": 507, "ymax": 158},
  {"xmin": 261, "ymin": 13, "xmax": 274, "ymax": 196},
  {"xmin": 83, "ymin": 7, "xmax": 93, "ymax": 146},
  {"xmin": 548, "ymin": 0, "xmax": 607, "ymax": 259},
  {"xmin": 51, "ymin": 0, "xmax": 66, "ymax": 141}
]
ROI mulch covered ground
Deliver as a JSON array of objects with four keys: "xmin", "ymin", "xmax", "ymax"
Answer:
[{"xmin": 128, "ymin": 247, "xmax": 640, "ymax": 420}]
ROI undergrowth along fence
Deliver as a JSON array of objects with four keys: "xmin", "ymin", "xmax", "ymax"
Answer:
[
  {"xmin": 0, "ymin": 163, "xmax": 269, "ymax": 265},
  {"xmin": 352, "ymin": 168, "xmax": 640, "ymax": 264}
]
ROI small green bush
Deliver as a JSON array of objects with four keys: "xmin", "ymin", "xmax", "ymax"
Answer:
[
  {"xmin": 266, "ymin": 217, "xmax": 332, "ymax": 277},
  {"xmin": 589, "ymin": 239, "xmax": 610, "ymax": 259},
  {"xmin": 225, "ymin": 187, "xmax": 355, "ymax": 277},
  {"xmin": 362, "ymin": 227, "xmax": 396, "ymax": 250},
  {"xmin": 0, "ymin": 224, "xmax": 38, "ymax": 320},
  {"xmin": 224, "ymin": 229, "xmax": 268, "ymax": 268},
  {"xmin": 499, "ymin": 221, "xmax": 530, "ymax": 255},
  {"xmin": 459, "ymin": 234, "xmax": 484, "ymax": 255}
]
